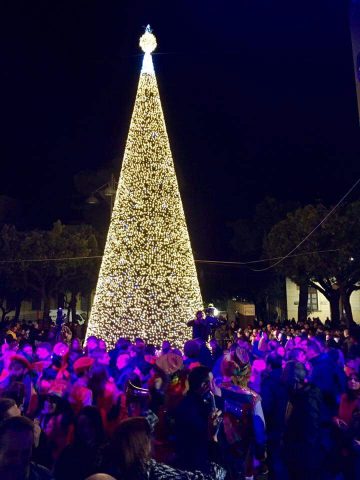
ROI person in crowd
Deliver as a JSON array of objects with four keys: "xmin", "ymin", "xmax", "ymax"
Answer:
[
  {"xmin": 197, "ymin": 339, "xmax": 213, "ymax": 369},
  {"xmin": 85, "ymin": 336, "xmax": 99, "ymax": 357},
  {"xmin": 0, "ymin": 396, "xmax": 21, "ymax": 421},
  {"xmin": 134, "ymin": 344, "xmax": 156, "ymax": 384},
  {"xmin": 98, "ymin": 339, "xmax": 107, "ymax": 352},
  {"xmin": 174, "ymin": 365, "xmax": 223, "ymax": 474},
  {"xmin": 35, "ymin": 343, "xmax": 53, "ymax": 366},
  {"xmin": 54, "ymin": 405, "xmax": 105, "ymax": 480},
  {"xmin": 35, "ymin": 383, "xmax": 73, "ymax": 469},
  {"xmin": 100, "ymin": 416, "xmax": 226, "ymax": 480},
  {"xmin": 307, "ymin": 336, "xmax": 346, "ymax": 461},
  {"xmin": 114, "ymin": 351, "xmax": 133, "ymax": 391},
  {"xmin": 260, "ymin": 352, "xmax": 288, "ymax": 480},
  {"xmin": 88, "ymin": 363, "xmax": 120, "ymax": 433},
  {"xmin": 42, "ymin": 342, "xmax": 70, "ymax": 383},
  {"xmin": 0, "ymin": 354, "xmax": 37, "ymax": 417},
  {"xmin": 183, "ymin": 339, "xmax": 202, "ymax": 369},
  {"xmin": 0, "ymin": 395, "xmax": 42, "ymax": 451},
  {"xmin": 0, "ymin": 416, "xmax": 53, "ymax": 480},
  {"xmin": 5, "ymin": 322, "xmax": 20, "ymax": 341},
  {"xmin": 20, "ymin": 343, "xmax": 35, "ymax": 363},
  {"xmin": 209, "ymin": 339, "xmax": 223, "ymax": 363},
  {"xmin": 68, "ymin": 356, "xmax": 94, "ymax": 414},
  {"xmin": 0, "ymin": 314, "xmax": 359, "ymax": 479},
  {"xmin": 282, "ymin": 361, "xmax": 326, "ymax": 480},
  {"xmin": 108, "ymin": 338, "xmax": 131, "ymax": 375},
  {"xmin": 333, "ymin": 370, "xmax": 360, "ymax": 479},
  {"xmin": 161, "ymin": 340, "xmax": 172, "ymax": 355},
  {"xmin": 68, "ymin": 338, "xmax": 83, "ymax": 369},
  {"xmin": 187, "ymin": 310, "xmax": 210, "ymax": 342},
  {"xmin": 220, "ymin": 356, "xmax": 266, "ymax": 480},
  {"xmin": 248, "ymin": 357, "xmax": 266, "ymax": 394},
  {"xmin": 286, "ymin": 347, "xmax": 306, "ymax": 364}
]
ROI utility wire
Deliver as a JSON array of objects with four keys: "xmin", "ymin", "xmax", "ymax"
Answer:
[
  {"xmin": 0, "ymin": 248, "xmax": 340, "ymax": 266},
  {"xmin": 251, "ymin": 177, "xmax": 360, "ymax": 273},
  {"xmin": 195, "ymin": 249, "xmax": 340, "ymax": 266},
  {"xmin": 0, "ymin": 255, "xmax": 103, "ymax": 264}
]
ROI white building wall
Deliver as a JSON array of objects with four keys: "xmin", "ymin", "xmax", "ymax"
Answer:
[
  {"xmin": 286, "ymin": 278, "xmax": 360, "ymax": 324},
  {"xmin": 352, "ymin": 290, "xmax": 360, "ymax": 324}
]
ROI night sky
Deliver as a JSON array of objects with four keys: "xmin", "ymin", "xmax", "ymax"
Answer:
[{"xmin": 2, "ymin": 1, "xmax": 359, "ymax": 261}]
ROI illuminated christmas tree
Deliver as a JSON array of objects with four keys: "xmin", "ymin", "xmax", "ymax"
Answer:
[{"xmin": 86, "ymin": 26, "xmax": 203, "ymax": 348}]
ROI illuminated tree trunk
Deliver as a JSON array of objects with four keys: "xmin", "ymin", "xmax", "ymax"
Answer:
[{"xmin": 86, "ymin": 27, "xmax": 203, "ymax": 347}]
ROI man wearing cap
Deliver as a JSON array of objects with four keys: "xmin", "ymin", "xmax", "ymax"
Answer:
[{"xmin": 68, "ymin": 356, "xmax": 94, "ymax": 414}]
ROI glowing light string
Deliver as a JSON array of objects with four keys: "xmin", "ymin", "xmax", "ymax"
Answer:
[{"xmin": 85, "ymin": 26, "xmax": 203, "ymax": 347}]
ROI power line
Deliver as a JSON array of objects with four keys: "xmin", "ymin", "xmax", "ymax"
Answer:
[
  {"xmin": 0, "ymin": 255, "xmax": 103, "ymax": 264},
  {"xmin": 0, "ymin": 248, "xmax": 340, "ymax": 266},
  {"xmin": 251, "ymin": 177, "xmax": 360, "ymax": 272},
  {"xmin": 196, "ymin": 249, "xmax": 340, "ymax": 266}
]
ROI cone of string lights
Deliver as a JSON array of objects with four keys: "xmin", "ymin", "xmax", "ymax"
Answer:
[{"xmin": 86, "ymin": 26, "xmax": 203, "ymax": 348}]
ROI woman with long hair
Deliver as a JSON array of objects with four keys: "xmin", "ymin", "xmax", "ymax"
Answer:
[
  {"xmin": 100, "ymin": 417, "xmax": 226, "ymax": 480},
  {"xmin": 54, "ymin": 405, "xmax": 106, "ymax": 480}
]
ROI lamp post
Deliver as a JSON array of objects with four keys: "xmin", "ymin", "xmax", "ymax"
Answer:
[{"xmin": 86, "ymin": 174, "xmax": 117, "ymax": 216}]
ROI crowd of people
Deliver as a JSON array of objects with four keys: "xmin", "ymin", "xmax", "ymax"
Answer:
[{"xmin": 0, "ymin": 311, "xmax": 359, "ymax": 480}]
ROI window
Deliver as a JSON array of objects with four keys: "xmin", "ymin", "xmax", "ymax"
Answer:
[{"xmin": 308, "ymin": 287, "xmax": 318, "ymax": 312}]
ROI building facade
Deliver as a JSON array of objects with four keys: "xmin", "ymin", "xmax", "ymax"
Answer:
[{"xmin": 286, "ymin": 278, "xmax": 360, "ymax": 324}]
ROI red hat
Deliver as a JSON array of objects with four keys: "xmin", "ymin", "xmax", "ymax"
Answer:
[
  {"xmin": 10, "ymin": 354, "xmax": 32, "ymax": 371},
  {"xmin": 32, "ymin": 360, "xmax": 51, "ymax": 373},
  {"xmin": 73, "ymin": 356, "xmax": 94, "ymax": 374},
  {"xmin": 48, "ymin": 379, "xmax": 68, "ymax": 398},
  {"xmin": 156, "ymin": 352, "xmax": 183, "ymax": 375}
]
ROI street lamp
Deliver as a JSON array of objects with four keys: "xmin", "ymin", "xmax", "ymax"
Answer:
[
  {"xmin": 86, "ymin": 174, "xmax": 117, "ymax": 214},
  {"xmin": 86, "ymin": 193, "xmax": 99, "ymax": 205}
]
